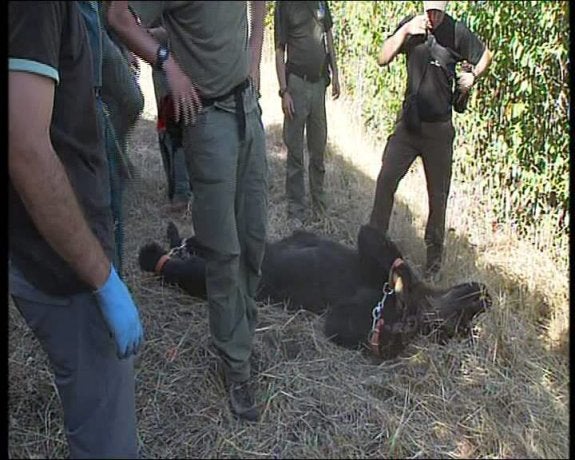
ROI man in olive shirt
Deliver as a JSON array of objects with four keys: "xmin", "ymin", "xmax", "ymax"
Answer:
[
  {"xmin": 275, "ymin": 1, "xmax": 340, "ymax": 224},
  {"xmin": 108, "ymin": 1, "xmax": 266, "ymax": 422}
]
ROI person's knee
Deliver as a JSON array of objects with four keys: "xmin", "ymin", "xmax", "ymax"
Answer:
[
  {"xmin": 309, "ymin": 153, "xmax": 326, "ymax": 169},
  {"xmin": 376, "ymin": 170, "xmax": 401, "ymax": 195},
  {"xmin": 427, "ymin": 189, "xmax": 450, "ymax": 208}
]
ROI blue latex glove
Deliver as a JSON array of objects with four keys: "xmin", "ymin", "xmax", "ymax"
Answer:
[{"xmin": 95, "ymin": 265, "xmax": 144, "ymax": 359}]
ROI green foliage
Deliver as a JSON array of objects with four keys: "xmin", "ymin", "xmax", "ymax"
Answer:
[
  {"xmin": 264, "ymin": 1, "xmax": 275, "ymax": 30},
  {"xmin": 450, "ymin": 1, "xmax": 569, "ymax": 237},
  {"xmin": 327, "ymin": 0, "xmax": 569, "ymax": 253}
]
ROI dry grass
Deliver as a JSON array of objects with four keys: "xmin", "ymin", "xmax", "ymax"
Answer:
[{"xmin": 8, "ymin": 40, "xmax": 569, "ymax": 459}]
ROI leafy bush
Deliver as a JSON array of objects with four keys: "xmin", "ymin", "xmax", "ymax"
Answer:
[{"xmin": 326, "ymin": 0, "xmax": 569, "ymax": 259}]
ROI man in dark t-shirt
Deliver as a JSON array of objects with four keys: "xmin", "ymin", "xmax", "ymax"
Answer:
[
  {"xmin": 369, "ymin": 0, "xmax": 492, "ymax": 282},
  {"xmin": 275, "ymin": 1, "xmax": 341, "ymax": 224},
  {"xmin": 9, "ymin": 2, "xmax": 143, "ymax": 456}
]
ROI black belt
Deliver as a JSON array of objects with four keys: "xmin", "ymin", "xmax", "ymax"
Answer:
[
  {"xmin": 287, "ymin": 65, "xmax": 323, "ymax": 83},
  {"xmin": 200, "ymin": 78, "xmax": 251, "ymax": 140}
]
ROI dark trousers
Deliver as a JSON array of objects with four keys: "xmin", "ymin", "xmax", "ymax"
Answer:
[
  {"xmin": 370, "ymin": 119, "xmax": 455, "ymax": 271},
  {"xmin": 9, "ymin": 265, "xmax": 138, "ymax": 459}
]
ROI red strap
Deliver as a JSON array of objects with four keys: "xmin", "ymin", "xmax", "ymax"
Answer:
[
  {"xmin": 369, "ymin": 318, "xmax": 385, "ymax": 357},
  {"xmin": 157, "ymin": 94, "xmax": 175, "ymax": 132},
  {"xmin": 391, "ymin": 258, "xmax": 403, "ymax": 271},
  {"xmin": 154, "ymin": 254, "xmax": 170, "ymax": 274}
]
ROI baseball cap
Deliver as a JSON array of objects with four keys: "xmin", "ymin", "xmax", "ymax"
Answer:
[{"xmin": 423, "ymin": 1, "xmax": 448, "ymax": 11}]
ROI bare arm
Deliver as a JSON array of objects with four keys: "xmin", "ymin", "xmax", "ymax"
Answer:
[
  {"xmin": 377, "ymin": 15, "xmax": 428, "ymax": 66},
  {"xmin": 326, "ymin": 29, "xmax": 339, "ymax": 77},
  {"xmin": 9, "ymin": 71, "xmax": 110, "ymax": 288},
  {"xmin": 458, "ymin": 46, "xmax": 493, "ymax": 93},
  {"xmin": 249, "ymin": 1, "xmax": 266, "ymax": 91},
  {"xmin": 107, "ymin": 0, "xmax": 201, "ymax": 124},
  {"xmin": 275, "ymin": 43, "xmax": 295, "ymax": 119},
  {"xmin": 275, "ymin": 44, "xmax": 288, "ymax": 92},
  {"xmin": 325, "ymin": 28, "xmax": 340, "ymax": 99},
  {"xmin": 472, "ymin": 46, "xmax": 493, "ymax": 79},
  {"xmin": 106, "ymin": 1, "xmax": 163, "ymax": 68}
]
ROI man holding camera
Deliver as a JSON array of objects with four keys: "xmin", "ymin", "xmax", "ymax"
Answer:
[{"xmin": 369, "ymin": 0, "xmax": 492, "ymax": 282}]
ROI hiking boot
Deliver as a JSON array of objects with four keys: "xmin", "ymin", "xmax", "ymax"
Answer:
[{"xmin": 228, "ymin": 380, "xmax": 259, "ymax": 422}]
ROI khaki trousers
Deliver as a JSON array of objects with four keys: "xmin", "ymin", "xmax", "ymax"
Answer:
[
  {"xmin": 182, "ymin": 89, "xmax": 267, "ymax": 383},
  {"xmin": 283, "ymin": 73, "xmax": 328, "ymax": 218}
]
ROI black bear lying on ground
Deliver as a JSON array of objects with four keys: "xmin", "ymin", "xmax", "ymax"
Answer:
[{"xmin": 139, "ymin": 222, "xmax": 492, "ymax": 360}]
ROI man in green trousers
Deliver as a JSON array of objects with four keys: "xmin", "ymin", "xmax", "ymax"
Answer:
[
  {"xmin": 108, "ymin": 0, "xmax": 267, "ymax": 423},
  {"xmin": 275, "ymin": 1, "xmax": 340, "ymax": 225}
]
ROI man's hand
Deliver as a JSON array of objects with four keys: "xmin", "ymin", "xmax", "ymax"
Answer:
[
  {"xmin": 405, "ymin": 14, "xmax": 430, "ymax": 36},
  {"xmin": 457, "ymin": 72, "xmax": 476, "ymax": 94},
  {"xmin": 282, "ymin": 92, "xmax": 295, "ymax": 119},
  {"xmin": 107, "ymin": 0, "xmax": 202, "ymax": 124},
  {"xmin": 331, "ymin": 73, "xmax": 341, "ymax": 100},
  {"xmin": 95, "ymin": 265, "xmax": 144, "ymax": 359},
  {"xmin": 163, "ymin": 58, "xmax": 202, "ymax": 125}
]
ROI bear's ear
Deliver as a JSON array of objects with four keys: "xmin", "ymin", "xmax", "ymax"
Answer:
[
  {"xmin": 388, "ymin": 257, "xmax": 421, "ymax": 301},
  {"xmin": 357, "ymin": 225, "xmax": 403, "ymax": 287},
  {"xmin": 389, "ymin": 258, "xmax": 404, "ymax": 294},
  {"xmin": 167, "ymin": 221, "xmax": 182, "ymax": 249}
]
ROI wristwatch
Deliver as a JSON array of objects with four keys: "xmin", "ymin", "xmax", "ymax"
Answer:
[
  {"xmin": 279, "ymin": 87, "xmax": 289, "ymax": 98},
  {"xmin": 155, "ymin": 45, "xmax": 170, "ymax": 71}
]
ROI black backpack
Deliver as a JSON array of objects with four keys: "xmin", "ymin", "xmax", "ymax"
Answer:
[{"xmin": 403, "ymin": 25, "xmax": 472, "ymax": 132}]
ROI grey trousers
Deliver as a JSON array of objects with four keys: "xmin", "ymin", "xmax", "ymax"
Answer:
[
  {"xmin": 9, "ymin": 265, "xmax": 138, "ymax": 459},
  {"xmin": 101, "ymin": 29, "xmax": 144, "ymax": 177},
  {"xmin": 182, "ymin": 89, "xmax": 268, "ymax": 383},
  {"xmin": 283, "ymin": 73, "xmax": 328, "ymax": 218},
  {"xmin": 369, "ymin": 119, "xmax": 455, "ymax": 271}
]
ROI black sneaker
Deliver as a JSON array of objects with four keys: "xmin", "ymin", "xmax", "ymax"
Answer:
[{"xmin": 228, "ymin": 380, "xmax": 259, "ymax": 422}]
